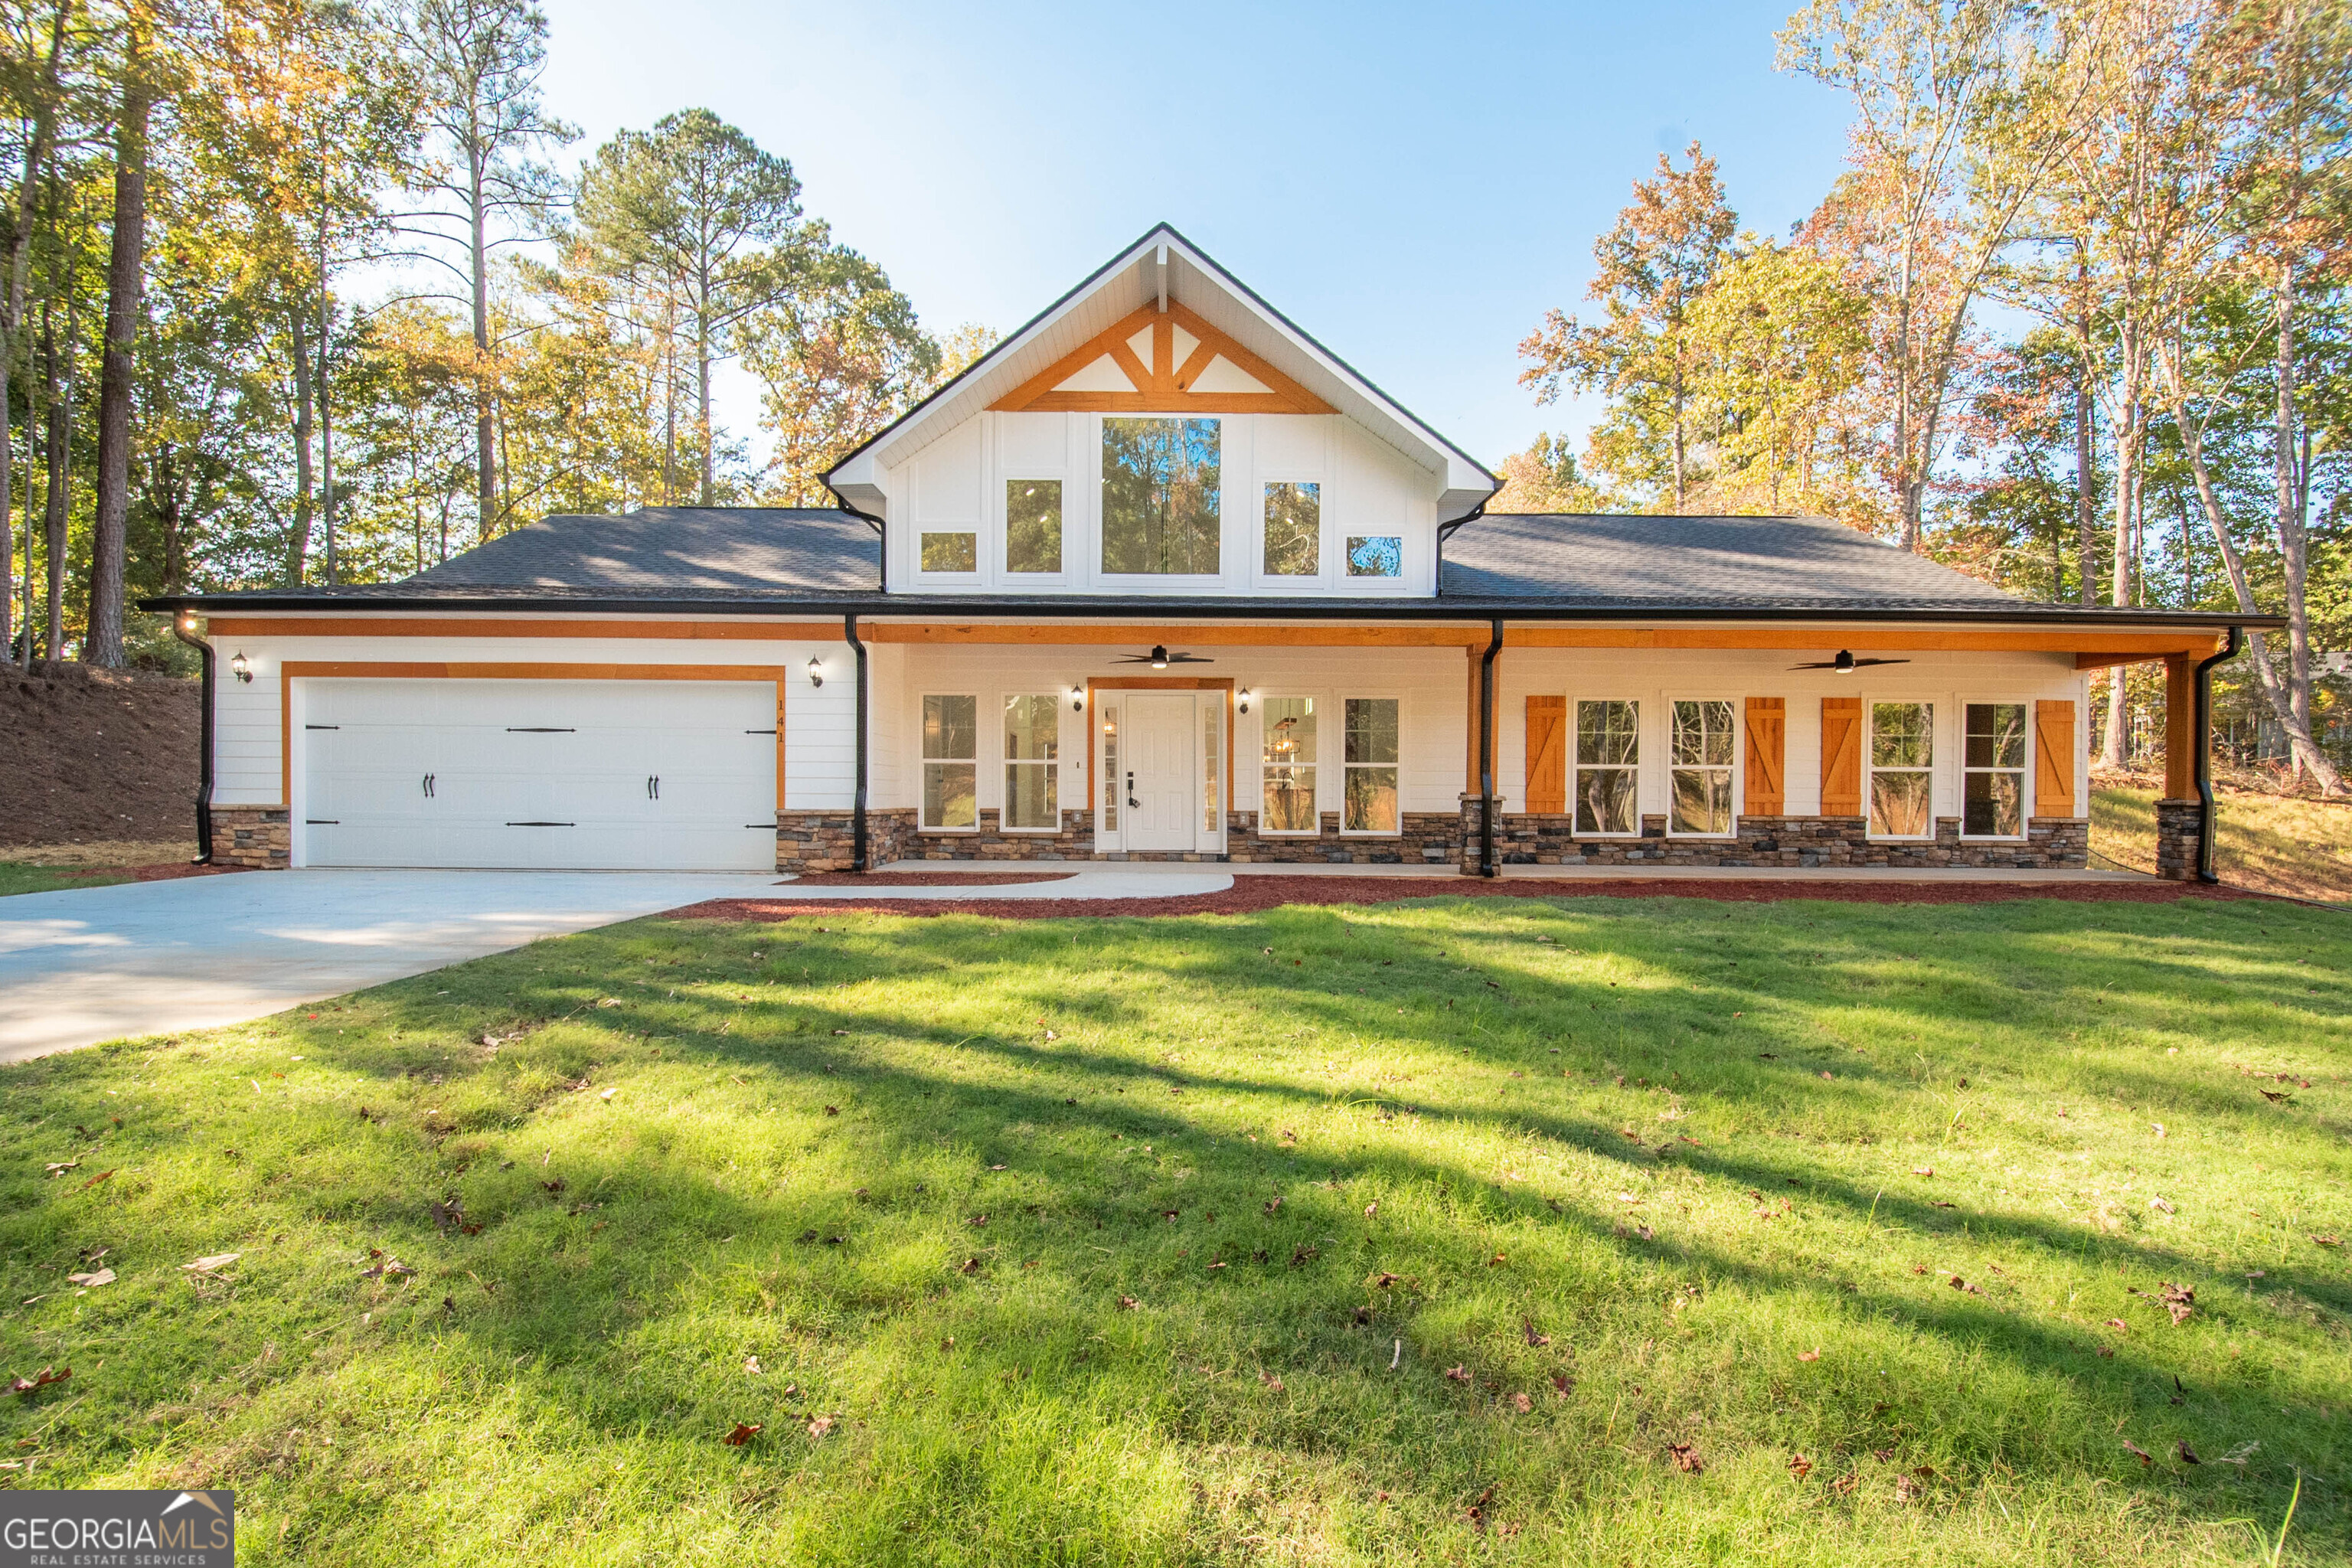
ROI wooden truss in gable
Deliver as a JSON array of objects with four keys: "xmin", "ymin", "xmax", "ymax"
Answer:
[{"xmin": 988, "ymin": 302, "xmax": 1334, "ymax": 415}]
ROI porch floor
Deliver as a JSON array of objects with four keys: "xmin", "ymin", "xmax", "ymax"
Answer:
[{"xmin": 845, "ymin": 859, "xmax": 2154, "ymax": 885}]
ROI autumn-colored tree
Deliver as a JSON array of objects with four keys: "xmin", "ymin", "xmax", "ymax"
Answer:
[{"xmin": 1519, "ymin": 142, "xmax": 1736, "ymax": 508}]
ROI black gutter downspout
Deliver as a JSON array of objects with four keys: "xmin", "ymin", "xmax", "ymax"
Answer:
[
  {"xmin": 845, "ymin": 612, "xmax": 869, "ymax": 874},
  {"xmin": 1478, "ymin": 617, "xmax": 1504, "ymax": 878},
  {"xmin": 2193, "ymin": 625, "xmax": 2241, "ymax": 885},
  {"xmin": 168, "ymin": 615, "xmax": 215, "ymax": 864}
]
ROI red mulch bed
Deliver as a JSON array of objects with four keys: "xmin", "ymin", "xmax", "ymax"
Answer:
[
  {"xmin": 668, "ymin": 874, "xmax": 2262, "ymax": 923},
  {"xmin": 782, "ymin": 871, "xmax": 1075, "ymax": 887}
]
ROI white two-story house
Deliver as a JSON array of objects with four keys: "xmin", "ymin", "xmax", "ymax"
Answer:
[{"xmin": 151, "ymin": 225, "xmax": 2266, "ymax": 880}]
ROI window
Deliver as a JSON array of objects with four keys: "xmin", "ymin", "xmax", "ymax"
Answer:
[
  {"xmin": 1668, "ymin": 699, "xmax": 1736, "ymax": 835},
  {"xmin": 1260, "ymin": 696, "xmax": 1318, "ymax": 832},
  {"xmin": 1262, "ymin": 482, "xmax": 1319, "ymax": 576},
  {"xmin": 1101, "ymin": 416, "xmax": 1220, "ymax": 573},
  {"xmin": 1343, "ymin": 697, "xmax": 1399, "ymax": 833},
  {"xmin": 1346, "ymin": 536, "xmax": 1402, "ymax": 577},
  {"xmin": 1003, "ymin": 694, "xmax": 1060, "ymax": 830},
  {"xmin": 1574, "ymin": 700, "xmax": 1640, "ymax": 835},
  {"xmin": 1099, "ymin": 701, "xmax": 1120, "ymax": 832},
  {"xmin": 920, "ymin": 532, "xmax": 976, "ymax": 573},
  {"xmin": 921, "ymin": 694, "xmax": 977, "ymax": 829},
  {"xmin": 1005, "ymin": 480, "xmax": 1062, "ymax": 574},
  {"xmin": 1869, "ymin": 701, "xmax": 1935, "ymax": 837},
  {"xmin": 1204, "ymin": 698, "xmax": 1223, "ymax": 837},
  {"xmin": 1963, "ymin": 702, "xmax": 2027, "ymax": 837}
]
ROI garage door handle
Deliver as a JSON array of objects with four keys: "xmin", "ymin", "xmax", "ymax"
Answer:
[
  {"xmin": 421, "ymin": 773, "xmax": 436, "ymax": 798},
  {"xmin": 648, "ymin": 775, "xmax": 660, "ymax": 800}
]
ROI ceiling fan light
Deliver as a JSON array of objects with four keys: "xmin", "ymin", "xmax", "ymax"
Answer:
[
  {"xmin": 1833, "ymin": 649, "xmax": 1856, "ymax": 673},
  {"xmin": 1149, "ymin": 645, "xmax": 1169, "ymax": 669}
]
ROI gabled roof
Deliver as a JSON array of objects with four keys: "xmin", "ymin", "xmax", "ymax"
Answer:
[
  {"xmin": 403, "ymin": 507, "xmax": 878, "ymax": 594},
  {"xmin": 151, "ymin": 505, "xmax": 2271, "ymax": 633},
  {"xmin": 1442, "ymin": 512, "xmax": 2029, "ymax": 610},
  {"xmin": 825, "ymin": 223, "xmax": 1498, "ymax": 524}
]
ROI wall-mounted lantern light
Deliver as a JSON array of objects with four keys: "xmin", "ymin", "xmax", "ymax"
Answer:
[
  {"xmin": 1070, "ymin": 683, "xmax": 1085, "ymax": 713},
  {"xmin": 1236, "ymin": 686, "xmax": 1251, "ymax": 714},
  {"xmin": 229, "ymin": 651, "xmax": 253, "ymax": 684},
  {"xmin": 807, "ymin": 657, "xmax": 824, "ymax": 688}
]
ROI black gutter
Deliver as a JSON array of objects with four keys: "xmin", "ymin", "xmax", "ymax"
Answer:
[
  {"xmin": 825, "ymin": 484, "xmax": 888, "ymax": 596},
  {"xmin": 2193, "ymin": 625, "xmax": 2241, "ymax": 885},
  {"xmin": 168, "ymin": 615, "xmax": 215, "ymax": 864},
  {"xmin": 133, "ymin": 591, "xmax": 2289, "ymax": 632},
  {"xmin": 1478, "ymin": 618, "xmax": 1504, "ymax": 878},
  {"xmin": 846, "ymin": 612, "xmax": 869, "ymax": 874}
]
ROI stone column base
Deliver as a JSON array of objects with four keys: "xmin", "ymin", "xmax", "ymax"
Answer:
[
  {"xmin": 2154, "ymin": 798, "xmax": 2204, "ymax": 881},
  {"xmin": 211, "ymin": 805, "xmax": 290, "ymax": 869}
]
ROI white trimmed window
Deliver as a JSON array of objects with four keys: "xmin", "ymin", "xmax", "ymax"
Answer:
[
  {"xmin": 1668, "ymin": 699, "xmax": 1736, "ymax": 835},
  {"xmin": 1263, "ymin": 482, "xmax": 1319, "ymax": 577},
  {"xmin": 920, "ymin": 531, "xmax": 977, "ymax": 573},
  {"xmin": 1005, "ymin": 480, "xmax": 1062, "ymax": 574},
  {"xmin": 1574, "ymin": 699, "xmax": 1640, "ymax": 835},
  {"xmin": 1962, "ymin": 702, "xmax": 2027, "ymax": 837},
  {"xmin": 1342, "ymin": 697, "xmax": 1399, "ymax": 833},
  {"xmin": 921, "ymin": 694, "xmax": 978, "ymax": 830},
  {"xmin": 1868, "ymin": 701, "xmax": 1935, "ymax": 838},
  {"xmin": 1260, "ymin": 696, "xmax": 1318, "ymax": 833},
  {"xmin": 1003, "ymin": 694, "xmax": 1060, "ymax": 831},
  {"xmin": 1345, "ymin": 536, "xmax": 1403, "ymax": 578},
  {"xmin": 1101, "ymin": 416, "xmax": 1220, "ymax": 574}
]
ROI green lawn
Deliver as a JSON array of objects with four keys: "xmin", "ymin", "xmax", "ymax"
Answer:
[
  {"xmin": 3, "ymin": 893, "xmax": 2347, "ymax": 1565},
  {"xmin": 0, "ymin": 862, "xmax": 131, "ymax": 897}
]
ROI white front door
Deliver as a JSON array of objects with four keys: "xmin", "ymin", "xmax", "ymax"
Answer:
[
  {"xmin": 299, "ymin": 678, "xmax": 779, "ymax": 871},
  {"xmin": 1122, "ymin": 691, "xmax": 1197, "ymax": 851}
]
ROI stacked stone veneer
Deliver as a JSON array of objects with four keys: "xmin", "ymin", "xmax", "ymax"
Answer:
[
  {"xmin": 210, "ymin": 805, "xmax": 290, "ymax": 869},
  {"xmin": 2154, "ymin": 798, "xmax": 2205, "ymax": 881},
  {"xmin": 776, "ymin": 808, "xmax": 914, "ymax": 873},
  {"xmin": 775, "ymin": 807, "xmax": 1465, "ymax": 869},
  {"xmin": 1471, "ymin": 802, "xmax": 2089, "ymax": 872}
]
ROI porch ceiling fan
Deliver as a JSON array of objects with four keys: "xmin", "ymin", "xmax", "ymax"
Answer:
[
  {"xmin": 1113, "ymin": 644, "xmax": 1214, "ymax": 668},
  {"xmin": 1790, "ymin": 648, "xmax": 1910, "ymax": 674}
]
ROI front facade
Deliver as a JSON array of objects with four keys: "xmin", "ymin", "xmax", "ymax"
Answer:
[{"xmin": 156, "ymin": 226, "xmax": 2265, "ymax": 880}]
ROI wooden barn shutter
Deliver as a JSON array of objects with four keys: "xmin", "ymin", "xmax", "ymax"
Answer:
[
  {"xmin": 1743, "ymin": 697, "xmax": 1785, "ymax": 816},
  {"xmin": 2034, "ymin": 699, "xmax": 2077, "ymax": 816},
  {"xmin": 1525, "ymin": 695, "xmax": 1566, "ymax": 813},
  {"xmin": 1820, "ymin": 697, "xmax": 1863, "ymax": 817}
]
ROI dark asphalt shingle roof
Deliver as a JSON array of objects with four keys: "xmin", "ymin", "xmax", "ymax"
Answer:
[
  {"xmin": 1440, "ymin": 511, "xmax": 2022, "ymax": 609},
  {"xmin": 155, "ymin": 505, "xmax": 2256, "ymax": 626},
  {"xmin": 403, "ymin": 507, "xmax": 880, "ymax": 594}
]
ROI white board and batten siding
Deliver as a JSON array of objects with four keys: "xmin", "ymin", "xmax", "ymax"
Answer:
[
  {"xmin": 889, "ymin": 644, "xmax": 1468, "ymax": 822},
  {"xmin": 884, "ymin": 410, "xmax": 1439, "ymax": 597},
  {"xmin": 1494, "ymin": 649, "xmax": 2092, "ymax": 822},
  {"xmin": 206, "ymin": 632, "xmax": 864, "ymax": 868}
]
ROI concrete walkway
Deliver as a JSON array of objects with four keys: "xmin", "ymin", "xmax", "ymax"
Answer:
[
  {"xmin": 858, "ymin": 858, "xmax": 2151, "ymax": 884},
  {"xmin": 0, "ymin": 869, "xmax": 782, "ymax": 1063}
]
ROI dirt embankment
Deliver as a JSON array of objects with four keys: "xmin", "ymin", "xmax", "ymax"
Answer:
[{"xmin": 1, "ymin": 666, "xmax": 201, "ymax": 851}]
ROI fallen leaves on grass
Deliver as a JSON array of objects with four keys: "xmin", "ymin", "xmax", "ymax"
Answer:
[
  {"xmin": 66, "ymin": 1268, "xmax": 114, "ymax": 1288},
  {"xmin": 2176, "ymin": 1440, "xmax": 2200, "ymax": 1464},
  {"xmin": 41, "ymin": 1161, "xmax": 78, "ymax": 1178},
  {"xmin": 1668, "ymin": 1442, "xmax": 1703, "ymax": 1473},
  {"xmin": 359, "ymin": 1256, "xmax": 413, "ymax": 1280},
  {"xmin": 1798, "ymin": 1349, "xmax": 1821, "ymax": 1362},
  {"xmin": 959, "ymin": 1257, "xmax": 982, "ymax": 1276},
  {"xmin": 1511, "ymin": 1392, "xmax": 1533, "ymax": 1413},
  {"xmin": 1116, "ymin": 1295, "xmax": 1138, "ymax": 1311},
  {"xmin": 1258, "ymin": 1372, "xmax": 1285, "ymax": 1393},
  {"xmin": 2128, "ymin": 1282, "xmax": 2195, "ymax": 1323},
  {"xmin": 1521, "ymin": 1318, "xmax": 1550, "ymax": 1348},
  {"xmin": 2122, "ymin": 1439, "xmax": 2153, "ymax": 1465},
  {"xmin": 1788, "ymin": 1453, "xmax": 1815, "ymax": 1481},
  {"xmin": 8, "ymin": 1367, "xmax": 69, "ymax": 1397},
  {"xmin": 806, "ymin": 1415, "xmax": 835, "ymax": 1439},
  {"xmin": 181, "ymin": 1253, "xmax": 239, "ymax": 1275},
  {"xmin": 1894, "ymin": 1473, "xmax": 1922, "ymax": 1502},
  {"xmin": 1912, "ymin": 1167, "xmax": 1933, "ymax": 1177},
  {"xmin": 723, "ymin": 1422, "xmax": 762, "ymax": 1446},
  {"xmin": 744, "ymin": 1356, "xmax": 762, "ymax": 1375},
  {"xmin": 79, "ymin": 1169, "xmax": 113, "ymax": 1191},
  {"xmin": 1444, "ymin": 1366, "xmax": 1471, "ymax": 1383}
]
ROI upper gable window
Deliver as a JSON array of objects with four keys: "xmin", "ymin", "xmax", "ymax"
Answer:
[
  {"xmin": 1346, "ymin": 535, "xmax": 1403, "ymax": 578},
  {"xmin": 1263, "ymin": 482, "xmax": 1319, "ymax": 577},
  {"xmin": 1102, "ymin": 416, "xmax": 1220, "ymax": 574},
  {"xmin": 1006, "ymin": 479, "xmax": 1063, "ymax": 574}
]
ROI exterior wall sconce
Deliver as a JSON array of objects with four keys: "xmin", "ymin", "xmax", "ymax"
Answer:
[
  {"xmin": 1070, "ymin": 683, "xmax": 1085, "ymax": 712},
  {"xmin": 1236, "ymin": 687, "xmax": 1251, "ymax": 714},
  {"xmin": 807, "ymin": 657, "xmax": 824, "ymax": 688},
  {"xmin": 229, "ymin": 651, "xmax": 253, "ymax": 684}
]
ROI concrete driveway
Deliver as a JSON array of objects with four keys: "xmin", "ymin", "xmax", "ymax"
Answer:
[{"xmin": 0, "ymin": 869, "xmax": 785, "ymax": 1063}]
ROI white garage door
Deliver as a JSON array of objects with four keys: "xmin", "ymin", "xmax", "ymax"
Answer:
[{"xmin": 299, "ymin": 679, "xmax": 779, "ymax": 871}]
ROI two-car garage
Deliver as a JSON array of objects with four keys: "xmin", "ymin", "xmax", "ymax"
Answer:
[{"xmin": 296, "ymin": 678, "xmax": 782, "ymax": 871}]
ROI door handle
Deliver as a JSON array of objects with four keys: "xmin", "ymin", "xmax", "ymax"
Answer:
[
  {"xmin": 422, "ymin": 773, "xmax": 436, "ymax": 798},
  {"xmin": 1125, "ymin": 770, "xmax": 1138, "ymax": 809}
]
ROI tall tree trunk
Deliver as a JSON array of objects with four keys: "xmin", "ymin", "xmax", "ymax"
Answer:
[
  {"xmin": 470, "ymin": 149, "xmax": 495, "ymax": 538},
  {"xmin": 155, "ymin": 442, "xmax": 184, "ymax": 594},
  {"xmin": 2272, "ymin": 261, "xmax": 2324, "ymax": 788},
  {"xmin": 2073, "ymin": 251, "xmax": 2096, "ymax": 607},
  {"xmin": 697, "ymin": 318, "xmax": 714, "ymax": 505},
  {"xmin": 1671, "ymin": 363, "xmax": 1686, "ymax": 508},
  {"xmin": 2, "ymin": 3, "xmax": 66, "ymax": 668},
  {"xmin": 317, "ymin": 184, "xmax": 337, "ymax": 586},
  {"xmin": 286, "ymin": 304, "xmax": 315, "ymax": 584},
  {"xmin": 43, "ymin": 297, "xmax": 71, "ymax": 666},
  {"xmin": 2100, "ymin": 341, "xmax": 2141, "ymax": 769},
  {"xmin": 88, "ymin": 74, "xmax": 151, "ymax": 668}
]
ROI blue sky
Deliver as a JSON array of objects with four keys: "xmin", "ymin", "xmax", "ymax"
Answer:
[{"xmin": 539, "ymin": 0, "xmax": 1858, "ymax": 469}]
